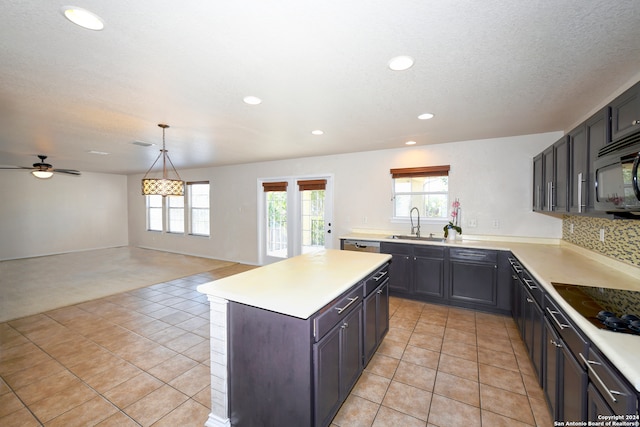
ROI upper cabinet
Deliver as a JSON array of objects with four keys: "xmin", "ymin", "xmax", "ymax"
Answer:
[
  {"xmin": 610, "ymin": 81, "xmax": 640, "ymax": 142},
  {"xmin": 568, "ymin": 107, "xmax": 611, "ymax": 213},
  {"xmin": 533, "ymin": 80, "xmax": 640, "ymax": 217}
]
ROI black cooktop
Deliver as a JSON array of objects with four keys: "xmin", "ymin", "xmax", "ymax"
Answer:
[{"xmin": 552, "ymin": 283, "xmax": 640, "ymax": 335}]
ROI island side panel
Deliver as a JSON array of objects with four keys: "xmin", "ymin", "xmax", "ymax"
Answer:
[
  {"xmin": 205, "ymin": 295, "xmax": 232, "ymax": 427},
  {"xmin": 228, "ymin": 301, "xmax": 314, "ymax": 427}
]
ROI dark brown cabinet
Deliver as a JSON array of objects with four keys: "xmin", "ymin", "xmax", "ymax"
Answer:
[
  {"xmin": 363, "ymin": 274, "xmax": 389, "ymax": 365},
  {"xmin": 382, "ymin": 243, "xmax": 511, "ymax": 315},
  {"xmin": 380, "ymin": 242, "xmax": 446, "ymax": 301},
  {"xmin": 569, "ymin": 107, "xmax": 611, "ymax": 213},
  {"xmin": 533, "ymin": 153, "xmax": 544, "ymax": 211},
  {"xmin": 314, "ymin": 305, "xmax": 362, "ymax": 427},
  {"xmin": 538, "ymin": 136, "xmax": 569, "ymax": 213},
  {"xmin": 610, "ymin": 81, "xmax": 640, "ymax": 142},
  {"xmin": 449, "ymin": 248, "xmax": 497, "ymax": 307}
]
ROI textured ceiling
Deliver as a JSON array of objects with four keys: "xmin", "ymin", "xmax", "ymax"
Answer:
[{"xmin": 1, "ymin": 1, "xmax": 640, "ymax": 175}]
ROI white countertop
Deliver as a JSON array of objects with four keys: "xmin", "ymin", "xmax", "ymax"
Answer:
[
  {"xmin": 197, "ymin": 249, "xmax": 391, "ymax": 320},
  {"xmin": 342, "ymin": 233, "xmax": 640, "ymax": 391}
]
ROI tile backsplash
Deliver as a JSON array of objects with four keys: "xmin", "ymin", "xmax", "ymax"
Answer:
[{"xmin": 562, "ymin": 215, "xmax": 640, "ymax": 267}]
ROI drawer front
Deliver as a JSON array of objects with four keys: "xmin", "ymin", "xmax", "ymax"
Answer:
[
  {"xmin": 522, "ymin": 269, "xmax": 544, "ymax": 306},
  {"xmin": 314, "ymin": 284, "xmax": 362, "ymax": 342},
  {"xmin": 364, "ymin": 263, "xmax": 389, "ymax": 296},
  {"xmin": 449, "ymin": 248, "xmax": 497, "ymax": 263},
  {"xmin": 545, "ymin": 295, "xmax": 589, "ymax": 361},
  {"xmin": 581, "ymin": 347, "xmax": 637, "ymax": 415},
  {"xmin": 380, "ymin": 242, "xmax": 412, "ymax": 255},
  {"xmin": 413, "ymin": 245, "xmax": 445, "ymax": 258}
]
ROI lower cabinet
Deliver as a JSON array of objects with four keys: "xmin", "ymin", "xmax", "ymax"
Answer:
[
  {"xmin": 228, "ymin": 262, "xmax": 390, "ymax": 427},
  {"xmin": 381, "ymin": 242, "xmax": 511, "ymax": 314},
  {"xmin": 363, "ymin": 278, "xmax": 389, "ymax": 365},
  {"xmin": 314, "ymin": 306, "xmax": 362, "ymax": 427}
]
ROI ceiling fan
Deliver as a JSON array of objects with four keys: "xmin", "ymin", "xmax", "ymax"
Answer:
[{"xmin": 0, "ymin": 154, "xmax": 81, "ymax": 179}]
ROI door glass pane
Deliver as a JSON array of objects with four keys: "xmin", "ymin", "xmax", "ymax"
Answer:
[
  {"xmin": 301, "ymin": 189, "xmax": 325, "ymax": 254},
  {"xmin": 266, "ymin": 191, "xmax": 287, "ymax": 258}
]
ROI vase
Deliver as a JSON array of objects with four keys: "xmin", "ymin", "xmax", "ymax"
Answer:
[{"xmin": 447, "ymin": 229, "xmax": 457, "ymax": 242}]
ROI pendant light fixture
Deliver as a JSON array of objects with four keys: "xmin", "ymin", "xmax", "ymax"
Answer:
[{"xmin": 141, "ymin": 124, "xmax": 184, "ymax": 197}]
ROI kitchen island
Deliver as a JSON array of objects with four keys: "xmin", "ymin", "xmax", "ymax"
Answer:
[{"xmin": 197, "ymin": 249, "xmax": 392, "ymax": 427}]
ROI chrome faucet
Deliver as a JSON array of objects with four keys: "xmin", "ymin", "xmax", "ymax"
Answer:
[{"xmin": 410, "ymin": 207, "xmax": 421, "ymax": 238}]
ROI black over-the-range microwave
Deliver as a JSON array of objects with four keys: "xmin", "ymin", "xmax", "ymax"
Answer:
[{"xmin": 593, "ymin": 133, "xmax": 640, "ymax": 218}]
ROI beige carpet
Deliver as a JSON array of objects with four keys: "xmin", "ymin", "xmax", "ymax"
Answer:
[{"xmin": 0, "ymin": 247, "xmax": 242, "ymax": 322}]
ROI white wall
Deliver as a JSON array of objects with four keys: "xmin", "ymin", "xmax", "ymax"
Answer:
[
  {"xmin": 128, "ymin": 131, "xmax": 563, "ymax": 265},
  {"xmin": 0, "ymin": 171, "xmax": 128, "ymax": 260}
]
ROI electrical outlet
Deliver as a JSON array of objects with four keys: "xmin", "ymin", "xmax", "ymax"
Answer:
[
  {"xmin": 363, "ymin": 216, "xmax": 368, "ymax": 224},
  {"xmin": 468, "ymin": 218, "xmax": 477, "ymax": 228},
  {"xmin": 599, "ymin": 228, "xmax": 605, "ymax": 242},
  {"xmin": 492, "ymin": 219, "xmax": 500, "ymax": 228}
]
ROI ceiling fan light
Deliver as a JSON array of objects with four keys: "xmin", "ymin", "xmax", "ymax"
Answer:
[{"xmin": 32, "ymin": 170, "xmax": 53, "ymax": 179}]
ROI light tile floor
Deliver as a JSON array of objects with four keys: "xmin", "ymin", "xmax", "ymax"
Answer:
[{"xmin": 1, "ymin": 268, "xmax": 553, "ymax": 426}]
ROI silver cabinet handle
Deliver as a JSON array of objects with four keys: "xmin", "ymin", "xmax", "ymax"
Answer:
[
  {"xmin": 341, "ymin": 322, "xmax": 349, "ymax": 329},
  {"xmin": 335, "ymin": 297, "xmax": 359, "ymax": 314},
  {"xmin": 577, "ymin": 172, "xmax": 587, "ymax": 212},
  {"xmin": 373, "ymin": 271, "xmax": 387, "ymax": 281},
  {"xmin": 523, "ymin": 278, "xmax": 537, "ymax": 290},
  {"xmin": 632, "ymin": 120, "xmax": 640, "ymax": 125},
  {"xmin": 550, "ymin": 339, "xmax": 563, "ymax": 348},
  {"xmin": 526, "ymin": 297, "xmax": 534, "ymax": 303},
  {"xmin": 546, "ymin": 307, "xmax": 570, "ymax": 330},
  {"xmin": 377, "ymin": 288, "xmax": 384, "ymax": 294},
  {"xmin": 579, "ymin": 353, "xmax": 621, "ymax": 403}
]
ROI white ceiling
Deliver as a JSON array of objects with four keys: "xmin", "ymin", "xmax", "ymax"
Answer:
[{"xmin": 1, "ymin": 1, "xmax": 640, "ymax": 175}]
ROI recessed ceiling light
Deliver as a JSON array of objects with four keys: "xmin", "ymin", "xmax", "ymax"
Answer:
[
  {"xmin": 88, "ymin": 150, "xmax": 109, "ymax": 155},
  {"xmin": 418, "ymin": 113, "xmax": 434, "ymax": 120},
  {"xmin": 62, "ymin": 7, "xmax": 105, "ymax": 31},
  {"xmin": 243, "ymin": 96, "xmax": 262, "ymax": 105},
  {"xmin": 311, "ymin": 130, "xmax": 324, "ymax": 136},
  {"xmin": 405, "ymin": 141, "xmax": 417, "ymax": 146},
  {"xmin": 388, "ymin": 56, "xmax": 414, "ymax": 71}
]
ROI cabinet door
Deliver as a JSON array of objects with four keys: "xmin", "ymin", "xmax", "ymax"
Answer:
[
  {"xmin": 314, "ymin": 326, "xmax": 341, "ymax": 427},
  {"xmin": 569, "ymin": 125, "xmax": 588, "ymax": 213},
  {"xmin": 587, "ymin": 383, "xmax": 615, "ymax": 421},
  {"xmin": 340, "ymin": 307, "xmax": 362, "ymax": 399},
  {"xmin": 512, "ymin": 273, "xmax": 525, "ymax": 336},
  {"xmin": 449, "ymin": 261, "xmax": 497, "ymax": 307},
  {"xmin": 376, "ymin": 281, "xmax": 389, "ymax": 347},
  {"xmin": 611, "ymin": 81, "xmax": 640, "ymax": 141},
  {"xmin": 560, "ymin": 345, "xmax": 587, "ymax": 422},
  {"xmin": 543, "ymin": 318, "xmax": 561, "ymax": 420},
  {"xmin": 363, "ymin": 290, "xmax": 377, "ymax": 364},
  {"xmin": 388, "ymin": 254, "xmax": 412, "ymax": 293},
  {"xmin": 533, "ymin": 154, "xmax": 544, "ymax": 211},
  {"xmin": 543, "ymin": 145, "xmax": 554, "ymax": 211},
  {"xmin": 585, "ymin": 108, "xmax": 610, "ymax": 210},
  {"xmin": 523, "ymin": 287, "xmax": 543, "ymax": 382},
  {"xmin": 414, "ymin": 256, "xmax": 445, "ymax": 298},
  {"xmin": 554, "ymin": 136, "xmax": 570, "ymax": 212}
]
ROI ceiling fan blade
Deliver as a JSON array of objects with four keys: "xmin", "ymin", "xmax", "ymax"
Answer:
[
  {"xmin": 0, "ymin": 165, "xmax": 32, "ymax": 170},
  {"xmin": 53, "ymin": 169, "xmax": 82, "ymax": 176}
]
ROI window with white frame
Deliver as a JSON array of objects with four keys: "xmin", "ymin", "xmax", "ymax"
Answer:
[
  {"xmin": 390, "ymin": 166, "xmax": 450, "ymax": 220},
  {"xmin": 145, "ymin": 181, "xmax": 210, "ymax": 236},
  {"xmin": 147, "ymin": 195, "xmax": 163, "ymax": 231},
  {"xmin": 189, "ymin": 182, "xmax": 210, "ymax": 236},
  {"xmin": 167, "ymin": 195, "xmax": 185, "ymax": 233}
]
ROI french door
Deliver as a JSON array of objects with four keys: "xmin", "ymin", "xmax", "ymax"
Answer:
[{"xmin": 260, "ymin": 175, "xmax": 333, "ymax": 264}]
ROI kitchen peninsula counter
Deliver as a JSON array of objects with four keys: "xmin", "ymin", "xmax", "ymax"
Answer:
[
  {"xmin": 197, "ymin": 249, "xmax": 391, "ymax": 319},
  {"xmin": 197, "ymin": 249, "xmax": 391, "ymax": 427}
]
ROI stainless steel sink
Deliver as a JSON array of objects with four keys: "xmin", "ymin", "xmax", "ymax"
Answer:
[{"xmin": 387, "ymin": 235, "xmax": 445, "ymax": 242}]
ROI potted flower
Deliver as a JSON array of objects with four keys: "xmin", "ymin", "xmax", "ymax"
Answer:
[{"xmin": 443, "ymin": 198, "xmax": 462, "ymax": 239}]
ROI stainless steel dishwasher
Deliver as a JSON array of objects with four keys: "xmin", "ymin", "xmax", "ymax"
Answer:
[{"xmin": 342, "ymin": 239, "xmax": 380, "ymax": 253}]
